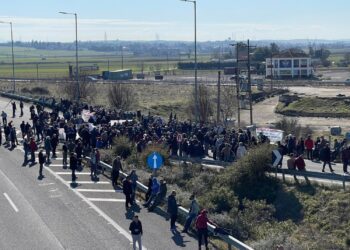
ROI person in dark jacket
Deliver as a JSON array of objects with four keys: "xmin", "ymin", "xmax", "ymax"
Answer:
[
  {"xmin": 145, "ymin": 175, "xmax": 153, "ymax": 201},
  {"xmin": 341, "ymin": 146, "xmax": 350, "ymax": 174},
  {"xmin": 112, "ymin": 156, "xmax": 123, "ymax": 186},
  {"xmin": 19, "ymin": 100, "xmax": 24, "ymax": 117},
  {"xmin": 167, "ymin": 190, "xmax": 178, "ymax": 231},
  {"xmin": 129, "ymin": 215, "xmax": 143, "ymax": 250},
  {"xmin": 320, "ymin": 144, "xmax": 334, "ymax": 172},
  {"xmin": 38, "ymin": 150, "xmax": 46, "ymax": 178},
  {"xmin": 70, "ymin": 153, "xmax": 78, "ymax": 183},
  {"xmin": 123, "ymin": 176, "xmax": 133, "ymax": 210}
]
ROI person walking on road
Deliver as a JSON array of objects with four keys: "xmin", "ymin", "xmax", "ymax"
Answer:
[
  {"xmin": 341, "ymin": 146, "xmax": 350, "ymax": 174},
  {"xmin": 129, "ymin": 170, "xmax": 138, "ymax": 204},
  {"xmin": 195, "ymin": 209, "xmax": 213, "ymax": 250},
  {"xmin": 70, "ymin": 153, "xmax": 78, "ymax": 183},
  {"xmin": 11, "ymin": 101, "xmax": 16, "ymax": 118},
  {"xmin": 167, "ymin": 190, "xmax": 179, "ymax": 231},
  {"xmin": 19, "ymin": 100, "xmax": 24, "ymax": 117},
  {"xmin": 320, "ymin": 144, "xmax": 334, "ymax": 173},
  {"xmin": 38, "ymin": 150, "xmax": 46, "ymax": 178},
  {"xmin": 62, "ymin": 142, "xmax": 68, "ymax": 166},
  {"xmin": 129, "ymin": 215, "xmax": 143, "ymax": 250},
  {"xmin": 182, "ymin": 194, "xmax": 200, "ymax": 233},
  {"xmin": 44, "ymin": 136, "xmax": 52, "ymax": 164},
  {"xmin": 1, "ymin": 111, "xmax": 7, "ymax": 126},
  {"xmin": 123, "ymin": 176, "xmax": 133, "ymax": 210},
  {"xmin": 29, "ymin": 137, "xmax": 37, "ymax": 163},
  {"xmin": 112, "ymin": 156, "xmax": 123, "ymax": 187},
  {"xmin": 90, "ymin": 149, "xmax": 97, "ymax": 179},
  {"xmin": 23, "ymin": 138, "xmax": 29, "ymax": 165}
]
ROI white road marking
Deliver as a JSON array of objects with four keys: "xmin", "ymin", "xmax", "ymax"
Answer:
[
  {"xmin": 76, "ymin": 189, "xmax": 117, "ymax": 193},
  {"xmin": 55, "ymin": 172, "xmax": 90, "ymax": 175},
  {"xmin": 68, "ymin": 181, "xmax": 110, "ymax": 184},
  {"xmin": 4, "ymin": 193, "xmax": 19, "ymax": 212},
  {"xmin": 49, "ymin": 164, "xmax": 66, "ymax": 167},
  {"xmin": 44, "ymin": 166, "xmax": 147, "ymax": 249},
  {"xmin": 87, "ymin": 198, "xmax": 125, "ymax": 202},
  {"xmin": 38, "ymin": 182, "xmax": 55, "ymax": 186}
]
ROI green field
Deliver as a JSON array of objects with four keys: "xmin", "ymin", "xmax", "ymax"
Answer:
[{"xmin": 0, "ymin": 46, "xmax": 211, "ymax": 78}]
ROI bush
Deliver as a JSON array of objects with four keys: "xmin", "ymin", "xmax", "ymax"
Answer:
[
  {"xmin": 275, "ymin": 117, "xmax": 313, "ymax": 138},
  {"xmin": 113, "ymin": 136, "xmax": 132, "ymax": 159}
]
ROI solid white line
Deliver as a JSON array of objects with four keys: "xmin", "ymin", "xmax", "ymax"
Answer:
[
  {"xmin": 76, "ymin": 189, "xmax": 117, "ymax": 193},
  {"xmin": 44, "ymin": 166, "xmax": 147, "ymax": 249},
  {"xmin": 55, "ymin": 172, "xmax": 90, "ymax": 175},
  {"xmin": 4, "ymin": 193, "xmax": 19, "ymax": 212},
  {"xmin": 48, "ymin": 164, "xmax": 65, "ymax": 167},
  {"xmin": 87, "ymin": 198, "xmax": 125, "ymax": 202},
  {"xmin": 69, "ymin": 181, "xmax": 109, "ymax": 184}
]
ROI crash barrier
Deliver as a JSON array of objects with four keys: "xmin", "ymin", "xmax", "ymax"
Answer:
[
  {"xmin": 274, "ymin": 168, "xmax": 350, "ymax": 190},
  {"xmin": 171, "ymin": 156, "xmax": 229, "ymax": 167},
  {"xmin": 0, "ymin": 91, "xmax": 56, "ymax": 109},
  {"xmin": 96, "ymin": 160, "xmax": 253, "ymax": 250}
]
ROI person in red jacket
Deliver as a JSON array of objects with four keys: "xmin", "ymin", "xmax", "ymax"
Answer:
[
  {"xmin": 29, "ymin": 137, "xmax": 38, "ymax": 163},
  {"xmin": 304, "ymin": 135, "xmax": 314, "ymax": 160},
  {"xmin": 195, "ymin": 209, "xmax": 212, "ymax": 250}
]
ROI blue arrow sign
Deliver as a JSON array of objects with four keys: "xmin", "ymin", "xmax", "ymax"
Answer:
[{"xmin": 147, "ymin": 152, "xmax": 164, "ymax": 170}]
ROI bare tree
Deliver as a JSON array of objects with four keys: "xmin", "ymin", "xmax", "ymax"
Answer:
[
  {"xmin": 108, "ymin": 84, "xmax": 137, "ymax": 110},
  {"xmin": 188, "ymin": 84, "xmax": 213, "ymax": 123},
  {"xmin": 220, "ymin": 83, "xmax": 237, "ymax": 123},
  {"xmin": 60, "ymin": 78, "xmax": 96, "ymax": 102}
]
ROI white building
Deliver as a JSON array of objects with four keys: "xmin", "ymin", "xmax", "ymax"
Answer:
[{"xmin": 266, "ymin": 50, "xmax": 313, "ymax": 78}]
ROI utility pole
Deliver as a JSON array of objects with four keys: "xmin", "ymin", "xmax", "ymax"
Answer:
[
  {"xmin": 235, "ymin": 44, "xmax": 240, "ymax": 127},
  {"xmin": 107, "ymin": 59, "xmax": 110, "ymax": 71},
  {"xmin": 36, "ymin": 63, "xmax": 39, "ymax": 81},
  {"xmin": 270, "ymin": 53, "xmax": 273, "ymax": 91},
  {"xmin": 217, "ymin": 71, "xmax": 221, "ymax": 124},
  {"xmin": 247, "ymin": 39, "xmax": 253, "ymax": 125}
]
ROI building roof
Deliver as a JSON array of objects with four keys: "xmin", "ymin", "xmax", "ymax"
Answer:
[{"xmin": 273, "ymin": 49, "xmax": 309, "ymax": 58}]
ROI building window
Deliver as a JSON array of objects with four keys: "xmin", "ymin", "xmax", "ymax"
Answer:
[
  {"xmin": 280, "ymin": 60, "xmax": 292, "ymax": 68},
  {"xmin": 294, "ymin": 70, "xmax": 300, "ymax": 76},
  {"xmin": 274, "ymin": 60, "xmax": 279, "ymax": 68},
  {"xmin": 301, "ymin": 69, "xmax": 308, "ymax": 76},
  {"xmin": 280, "ymin": 70, "xmax": 292, "ymax": 75},
  {"xmin": 301, "ymin": 59, "xmax": 308, "ymax": 68},
  {"xmin": 293, "ymin": 59, "xmax": 299, "ymax": 67}
]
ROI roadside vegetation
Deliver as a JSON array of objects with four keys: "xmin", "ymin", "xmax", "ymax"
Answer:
[
  {"xmin": 276, "ymin": 96, "xmax": 350, "ymax": 118},
  {"xmin": 100, "ymin": 136, "xmax": 350, "ymax": 250}
]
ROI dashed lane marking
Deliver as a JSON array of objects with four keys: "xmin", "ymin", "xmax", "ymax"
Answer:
[{"xmin": 4, "ymin": 193, "xmax": 19, "ymax": 213}]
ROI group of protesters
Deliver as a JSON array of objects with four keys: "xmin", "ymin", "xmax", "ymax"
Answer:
[{"xmin": 276, "ymin": 133, "xmax": 350, "ymax": 174}]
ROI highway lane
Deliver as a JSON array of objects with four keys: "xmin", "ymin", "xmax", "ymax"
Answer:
[{"xmin": 0, "ymin": 96, "xmax": 199, "ymax": 249}]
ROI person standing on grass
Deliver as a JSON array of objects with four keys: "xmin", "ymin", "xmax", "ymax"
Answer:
[
  {"xmin": 112, "ymin": 156, "xmax": 123, "ymax": 187},
  {"xmin": 182, "ymin": 194, "xmax": 200, "ymax": 233},
  {"xmin": 129, "ymin": 215, "xmax": 143, "ymax": 250},
  {"xmin": 38, "ymin": 150, "xmax": 46, "ymax": 178},
  {"xmin": 123, "ymin": 176, "xmax": 133, "ymax": 210},
  {"xmin": 195, "ymin": 209, "xmax": 213, "ymax": 250},
  {"xmin": 167, "ymin": 190, "xmax": 178, "ymax": 231}
]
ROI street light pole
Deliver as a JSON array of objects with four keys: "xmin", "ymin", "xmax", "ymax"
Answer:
[
  {"xmin": 59, "ymin": 12, "xmax": 80, "ymax": 102},
  {"xmin": 180, "ymin": 0, "xmax": 199, "ymax": 122},
  {"xmin": 0, "ymin": 21, "xmax": 15, "ymax": 93}
]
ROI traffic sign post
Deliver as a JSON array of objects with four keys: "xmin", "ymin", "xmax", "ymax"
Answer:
[{"xmin": 147, "ymin": 152, "xmax": 164, "ymax": 176}]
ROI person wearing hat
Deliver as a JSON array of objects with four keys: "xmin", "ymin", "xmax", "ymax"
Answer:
[{"xmin": 195, "ymin": 209, "xmax": 213, "ymax": 250}]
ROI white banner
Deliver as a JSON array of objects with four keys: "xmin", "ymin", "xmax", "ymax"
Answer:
[{"xmin": 256, "ymin": 128, "xmax": 284, "ymax": 142}]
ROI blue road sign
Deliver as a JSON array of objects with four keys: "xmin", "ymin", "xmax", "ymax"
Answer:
[{"xmin": 147, "ymin": 152, "xmax": 164, "ymax": 170}]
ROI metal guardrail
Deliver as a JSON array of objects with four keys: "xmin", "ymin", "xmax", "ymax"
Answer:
[
  {"xmin": 275, "ymin": 168, "xmax": 350, "ymax": 190},
  {"xmin": 98, "ymin": 160, "xmax": 253, "ymax": 250}
]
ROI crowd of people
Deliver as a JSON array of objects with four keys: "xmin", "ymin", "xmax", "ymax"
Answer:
[
  {"xmin": 0, "ymin": 98, "xmax": 238, "ymax": 250},
  {"xmin": 276, "ymin": 134, "xmax": 350, "ymax": 174}
]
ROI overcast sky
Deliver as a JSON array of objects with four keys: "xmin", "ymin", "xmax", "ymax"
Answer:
[{"xmin": 0, "ymin": 0, "xmax": 349, "ymax": 42}]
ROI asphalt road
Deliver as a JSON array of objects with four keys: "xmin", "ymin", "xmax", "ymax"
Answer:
[{"xmin": 0, "ymin": 96, "xmax": 198, "ymax": 250}]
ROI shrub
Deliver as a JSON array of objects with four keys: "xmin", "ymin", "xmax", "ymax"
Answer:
[
  {"xmin": 113, "ymin": 136, "xmax": 132, "ymax": 159},
  {"xmin": 31, "ymin": 86, "xmax": 50, "ymax": 95}
]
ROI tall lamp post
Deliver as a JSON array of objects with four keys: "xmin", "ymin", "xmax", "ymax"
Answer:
[
  {"xmin": 59, "ymin": 11, "xmax": 80, "ymax": 102},
  {"xmin": 0, "ymin": 21, "xmax": 15, "ymax": 93},
  {"xmin": 180, "ymin": 0, "xmax": 199, "ymax": 122}
]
